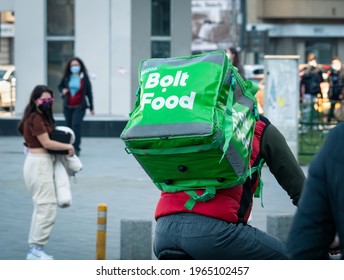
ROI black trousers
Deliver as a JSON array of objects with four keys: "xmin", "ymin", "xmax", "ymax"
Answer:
[
  {"xmin": 328, "ymin": 99, "xmax": 340, "ymax": 122},
  {"xmin": 63, "ymin": 105, "xmax": 86, "ymax": 153}
]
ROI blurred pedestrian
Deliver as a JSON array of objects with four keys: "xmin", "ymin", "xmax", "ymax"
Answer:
[
  {"xmin": 18, "ymin": 85, "xmax": 75, "ymax": 260},
  {"xmin": 327, "ymin": 56, "xmax": 344, "ymax": 123},
  {"xmin": 58, "ymin": 57, "xmax": 95, "ymax": 156},
  {"xmin": 226, "ymin": 47, "xmax": 245, "ymax": 78},
  {"xmin": 300, "ymin": 53, "xmax": 324, "ymax": 124},
  {"xmin": 301, "ymin": 53, "xmax": 324, "ymax": 99},
  {"xmin": 287, "ymin": 123, "xmax": 344, "ymax": 259}
]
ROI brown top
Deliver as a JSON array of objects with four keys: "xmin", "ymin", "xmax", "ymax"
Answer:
[{"xmin": 23, "ymin": 112, "xmax": 54, "ymax": 148}]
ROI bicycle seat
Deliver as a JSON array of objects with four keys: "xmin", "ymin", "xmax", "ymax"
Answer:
[{"xmin": 158, "ymin": 249, "xmax": 193, "ymax": 260}]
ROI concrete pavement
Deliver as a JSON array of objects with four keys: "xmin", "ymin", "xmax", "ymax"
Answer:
[{"xmin": 0, "ymin": 136, "xmax": 308, "ymax": 260}]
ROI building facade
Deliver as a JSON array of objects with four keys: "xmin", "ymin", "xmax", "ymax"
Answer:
[
  {"xmin": 246, "ymin": 0, "xmax": 344, "ymax": 64},
  {"xmin": 1, "ymin": 0, "xmax": 344, "ymax": 125},
  {"xmin": 0, "ymin": 11, "xmax": 14, "ymax": 65},
  {"xmin": 0, "ymin": 0, "xmax": 192, "ymax": 119}
]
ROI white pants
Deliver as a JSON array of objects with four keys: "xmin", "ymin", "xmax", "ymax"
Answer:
[{"xmin": 24, "ymin": 152, "xmax": 57, "ymax": 246}]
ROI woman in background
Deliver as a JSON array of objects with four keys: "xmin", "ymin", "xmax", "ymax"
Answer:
[
  {"xmin": 226, "ymin": 47, "xmax": 245, "ymax": 78},
  {"xmin": 58, "ymin": 57, "xmax": 95, "ymax": 156}
]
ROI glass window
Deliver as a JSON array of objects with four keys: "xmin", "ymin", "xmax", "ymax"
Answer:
[
  {"xmin": 47, "ymin": 0, "xmax": 75, "ymax": 113},
  {"xmin": 0, "ymin": 70, "xmax": 7, "ymax": 78},
  {"xmin": 47, "ymin": 41, "xmax": 74, "ymax": 112},
  {"xmin": 305, "ymin": 40, "xmax": 333, "ymax": 65},
  {"xmin": 47, "ymin": 0, "xmax": 74, "ymax": 36},
  {"xmin": 152, "ymin": 0, "xmax": 170, "ymax": 36},
  {"xmin": 151, "ymin": 41, "xmax": 171, "ymax": 58}
]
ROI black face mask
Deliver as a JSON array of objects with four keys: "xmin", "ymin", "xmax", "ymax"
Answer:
[{"xmin": 38, "ymin": 103, "xmax": 52, "ymax": 112}]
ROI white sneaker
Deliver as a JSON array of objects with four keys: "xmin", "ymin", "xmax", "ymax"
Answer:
[{"xmin": 26, "ymin": 247, "xmax": 54, "ymax": 260}]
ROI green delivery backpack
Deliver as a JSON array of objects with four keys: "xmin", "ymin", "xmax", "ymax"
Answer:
[{"xmin": 120, "ymin": 50, "xmax": 259, "ymax": 209}]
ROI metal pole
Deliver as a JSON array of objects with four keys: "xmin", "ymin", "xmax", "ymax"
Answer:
[
  {"xmin": 230, "ymin": 0, "xmax": 238, "ymax": 48},
  {"xmin": 96, "ymin": 203, "xmax": 107, "ymax": 260},
  {"xmin": 240, "ymin": 0, "xmax": 246, "ymax": 52},
  {"xmin": 10, "ymin": 79, "xmax": 13, "ymax": 115}
]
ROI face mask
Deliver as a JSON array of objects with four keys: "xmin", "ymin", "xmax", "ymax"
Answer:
[
  {"xmin": 38, "ymin": 103, "xmax": 52, "ymax": 112},
  {"xmin": 309, "ymin": 60, "xmax": 317, "ymax": 67},
  {"xmin": 332, "ymin": 63, "xmax": 341, "ymax": 71},
  {"xmin": 70, "ymin": 65, "xmax": 81, "ymax": 74}
]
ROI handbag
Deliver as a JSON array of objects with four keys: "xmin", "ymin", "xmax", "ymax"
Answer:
[{"xmin": 48, "ymin": 128, "xmax": 72, "ymax": 154}]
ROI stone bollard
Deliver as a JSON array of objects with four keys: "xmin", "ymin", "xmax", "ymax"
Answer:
[
  {"xmin": 266, "ymin": 214, "xmax": 294, "ymax": 243},
  {"xmin": 120, "ymin": 219, "xmax": 152, "ymax": 260}
]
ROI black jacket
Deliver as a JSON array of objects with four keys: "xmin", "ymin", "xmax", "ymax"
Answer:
[
  {"xmin": 328, "ymin": 69, "xmax": 344, "ymax": 100},
  {"xmin": 301, "ymin": 66, "xmax": 324, "ymax": 96},
  {"xmin": 260, "ymin": 116, "xmax": 304, "ymax": 206},
  {"xmin": 58, "ymin": 72, "xmax": 94, "ymax": 111},
  {"xmin": 287, "ymin": 123, "xmax": 344, "ymax": 259}
]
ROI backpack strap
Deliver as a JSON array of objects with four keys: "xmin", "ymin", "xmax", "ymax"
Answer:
[
  {"xmin": 252, "ymin": 158, "xmax": 265, "ymax": 207},
  {"xmin": 183, "ymin": 187, "xmax": 216, "ymax": 210},
  {"xmin": 129, "ymin": 87, "xmax": 141, "ymax": 117}
]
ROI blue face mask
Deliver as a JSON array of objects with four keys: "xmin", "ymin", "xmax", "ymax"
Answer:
[{"xmin": 70, "ymin": 65, "xmax": 81, "ymax": 74}]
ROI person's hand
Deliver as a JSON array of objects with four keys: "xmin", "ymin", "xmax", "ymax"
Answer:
[
  {"xmin": 62, "ymin": 88, "xmax": 69, "ymax": 95},
  {"xmin": 90, "ymin": 109, "xmax": 95, "ymax": 115},
  {"xmin": 67, "ymin": 145, "xmax": 75, "ymax": 157},
  {"xmin": 329, "ymin": 235, "xmax": 341, "ymax": 255}
]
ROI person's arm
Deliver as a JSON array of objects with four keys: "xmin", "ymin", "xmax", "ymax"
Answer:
[
  {"xmin": 338, "ymin": 71, "xmax": 344, "ymax": 98},
  {"xmin": 58, "ymin": 77, "xmax": 65, "ymax": 92},
  {"xmin": 37, "ymin": 132, "xmax": 74, "ymax": 156},
  {"xmin": 58, "ymin": 77, "xmax": 69, "ymax": 96},
  {"xmin": 30, "ymin": 114, "xmax": 74, "ymax": 156},
  {"xmin": 85, "ymin": 75, "xmax": 94, "ymax": 114},
  {"xmin": 318, "ymin": 69, "xmax": 325, "ymax": 83},
  {"xmin": 260, "ymin": 123, "xmax": 306, "ymax": 205}
]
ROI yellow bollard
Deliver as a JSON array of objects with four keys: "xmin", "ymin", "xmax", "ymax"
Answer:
[{"xmin": 96, "ymin": 203, "xmax": 107, "ymax": 260}]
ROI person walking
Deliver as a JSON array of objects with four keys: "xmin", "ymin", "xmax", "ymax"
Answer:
[
  {"xmin": 300, "ymin": 53, "xmax": 324, "ymax": 124},
  {"xmin": 301, "ymin": 53, "xmax": 324, "ymax": 99},
  {"xmin": 226, "ymin": 47, "xmax": 245, "ymax": 78},
  {"xmin": 327, "ymin": 56, "xmax": 344, "ymax": 123},
  {"xmin": 18, "ymin": 85, "xmax": 75, "ymax": 260},
  {"xmin": 153, "ymin": 115, "xmax": 306, "ymax": 260},
  {"xmin": 58, "ymin": 57, "xmax": 95, "ymax": 156},
  {"xmin": 287, "ymin": 123, "xmax": 344, "ymax": 259}
]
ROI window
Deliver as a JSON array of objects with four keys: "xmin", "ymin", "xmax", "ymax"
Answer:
[
  {"xmin": 152, "ymin": 0, "xmax": 170, "ymax": 36},
  {"xmin": 151, "ymin": 0, "xmax": 171, "ymax": 58},
  {"xmin": 47, "ymin": 0, "xmax": 75, "ymax": 112},
  {"xmin": 151, "ymin": 41, "xmax": 171, "ymax": 58},
  {"xmin": 47, "ymin": 0, "xmax": 74, "ymax": 36},
  {"xmin": 47, "ymin": 41, "xmax": 74, "ymax": 111},
  {"xmin": 305, "ymin": 40, "xmax": 333, "ymax": 65}
]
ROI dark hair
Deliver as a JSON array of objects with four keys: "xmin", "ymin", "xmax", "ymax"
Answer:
[
  {"xmin": 228, "ymin": 47, "xmax": 241, "ymax": 68},
  {"xmin": 307, "ymin": 52, "xmax": 316, "ymax": 62},
  {"xmin": 62, "ymin": 56, "xmax": 89, "ymax": 78},
  {"xmin": 331, "ymin": 56, "xmax": 342, "ymax": 63},
  {"xmin": 18, "ymin": 85, "xmax": 55, "ymax": 135}
]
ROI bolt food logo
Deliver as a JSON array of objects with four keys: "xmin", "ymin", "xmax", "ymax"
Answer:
[
  {"xmin": 140, "ymin": 70, "xmax": 196, "ymax": 110},
  {"xmin": 232, "ymin": 107, "xmax": 251, "ymax": 153}
]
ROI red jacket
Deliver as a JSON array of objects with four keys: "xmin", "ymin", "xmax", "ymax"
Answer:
[
  {"xmin": 154, "ymin": 118, "xmax": 268, "ymax": 224},
  {"xmin": 67, "ymin": 78, "xmax": 84, "ymax": 107}
]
